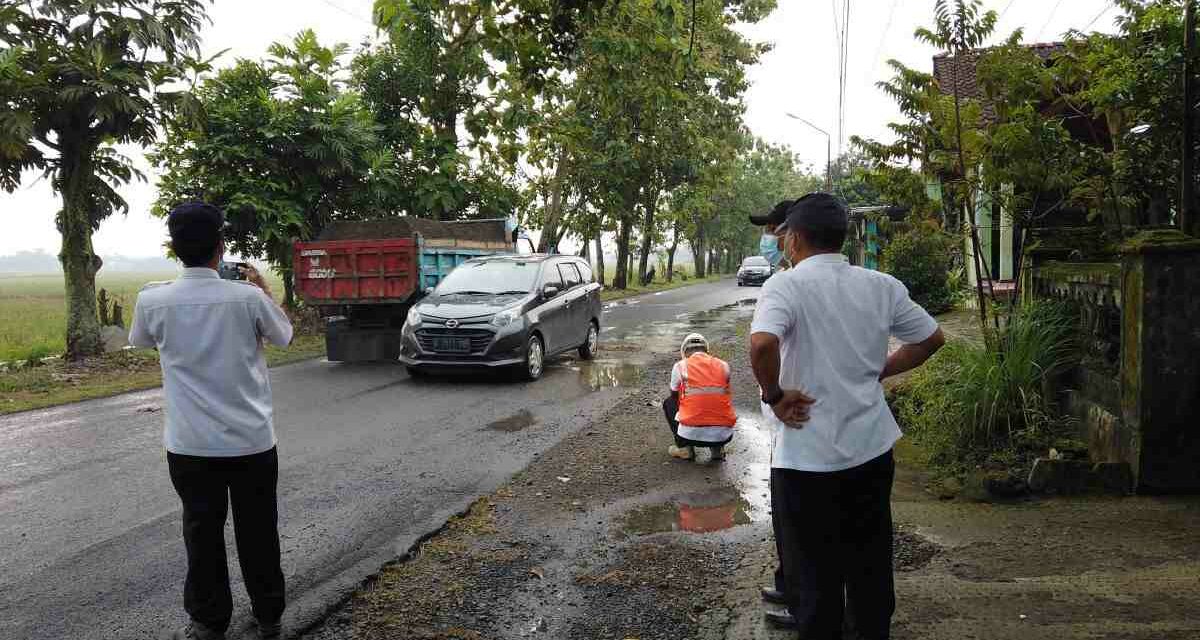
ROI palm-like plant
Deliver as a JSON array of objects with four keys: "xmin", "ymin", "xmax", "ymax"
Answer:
[{"xmin": 0, "ymin": 0, "xmax": 208, "ymax": 360}]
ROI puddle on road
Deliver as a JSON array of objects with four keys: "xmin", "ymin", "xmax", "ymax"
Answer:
[
  {"xmin": 556, "ymin": 359, "xmax": 646, "ymax": 391},
  {"xmin": 739, "ymin": 298, "xmax": 757, "ymax": 307},
  {"xmin": 485, "ymin": 409, "xmax": 539, "ymax": 432},
  {"xmin": 619, "ymin": 487, "xmax": 753, "ymax": 535}
]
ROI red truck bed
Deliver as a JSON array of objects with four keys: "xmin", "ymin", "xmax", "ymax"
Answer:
[{"xmin": 294, "ymin": 238, "xmax": 418, "ymax": 305}]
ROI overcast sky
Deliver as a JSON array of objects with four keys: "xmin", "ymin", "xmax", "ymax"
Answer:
[{"xmin": 1, "ymin": 0, "xmax": 1121, "ymax": 257}]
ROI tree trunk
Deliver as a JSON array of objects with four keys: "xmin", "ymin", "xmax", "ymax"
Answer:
[
  {"xmin": 59, "ymin": 150, "xmax": 104, "ymax": 361},
  {"xmin": 949, "ymin": 67, "xmax": 991, "ymax": 332},
  {"xmin": 594, "ymin": 234, "xmax": 606, "ymax": 286},
  {"xmin": 692, "ymin": 232, "xmax": 706, "ymax": 278},
  {"xmin": 282, "ymin": 269, "xmax": 296, "ymax": 309},
  {"xmin": 666, "ymin": 222, "xmax": 680, "ymax": 283},
  {"xmin": 537, "ymin": 152, "xmax": 568, "ymax": 253},
  {"xmin": 614, "ymin": 217, "xmax": 632, "ymax": 289},
  {"xmin": 637, "ymin": 186, "xmax": 659, "ymax": 284},
  {"xmin": 580, "ymin": 233, "xmax": 590, "ymax": 260}
]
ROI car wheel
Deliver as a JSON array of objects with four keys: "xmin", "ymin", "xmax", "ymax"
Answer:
[
  {"xmin": 578, "ymin": 321, "xmax": 599, "ymax": 360},
  {"xmin": 521, "ymin": 334, "xmax": 545, "ymax": 381},
  {"xmin": 737, "ymin": 280, "xmax": 743, "ymax": 286}
]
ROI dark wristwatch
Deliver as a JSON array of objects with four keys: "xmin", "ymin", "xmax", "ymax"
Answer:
[{"xmin": 762, "ymin": 387, "xmax": 784, "ymax": 406}]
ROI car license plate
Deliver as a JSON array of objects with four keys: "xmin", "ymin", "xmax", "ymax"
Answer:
[{"xmin": 433, "ymin": 336, "xmax": 471, "ymax": 353}]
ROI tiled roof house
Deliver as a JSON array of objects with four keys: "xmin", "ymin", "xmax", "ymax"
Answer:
[{"xmin": 928, "ymin": 43, "xmax": 1070, "ymax": 290}]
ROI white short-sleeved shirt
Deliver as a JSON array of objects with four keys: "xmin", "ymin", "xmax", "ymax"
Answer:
[
  {"xmin": 669, "ymin": 358, "xmax": 734, "ymax": 443},
  {"xmin": 751, "ymin": 253, "xmax": 938, "ymax": 472},
  {"xmin": 129, "ymin": 268, "xmax": 294, "ymax": 457}
]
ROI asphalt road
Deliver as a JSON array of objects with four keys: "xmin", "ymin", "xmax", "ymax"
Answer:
[{"xmin": 0, "ymin": 278, "xmax": 758, "ymax": 640}]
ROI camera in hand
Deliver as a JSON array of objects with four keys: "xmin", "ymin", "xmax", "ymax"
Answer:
[{"xmin": 218, "ymin": 261, "xmax": 248, "ymax": 281}]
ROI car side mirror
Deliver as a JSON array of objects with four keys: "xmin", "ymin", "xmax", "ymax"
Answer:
[{"xmin": 543, "ymin": 285, "xmax": 560, "ymax": 299}]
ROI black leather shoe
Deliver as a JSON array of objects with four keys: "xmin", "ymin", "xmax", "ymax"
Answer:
[
  {"xmin": 256, "ymin": 619, "xmax": 282, "ymax": 640},
  {"xmin": 764, "ymin": 609, "xmax": 797, "ymax": 628},
  {"xmin": 760, "ymin": 587, "xmax": 787, "ymax": 605}
]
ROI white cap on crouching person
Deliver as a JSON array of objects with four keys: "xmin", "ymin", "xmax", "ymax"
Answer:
[{"xmin": 680, "ymin": 333, "xmax": 709, "ymax": 358}]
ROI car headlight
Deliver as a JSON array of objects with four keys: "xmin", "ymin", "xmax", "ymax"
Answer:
[
  {"xmin": 406, "ymin": 305, "xmax": 422, "ymax": 327},
  {"xmin": 491, "ymin": 307, "xmax": 521, "ymax": 328}
]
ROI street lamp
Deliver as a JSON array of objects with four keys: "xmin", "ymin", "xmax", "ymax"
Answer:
[{"xmin": 786, "ymin": 113, "xmax": 833, "ymax": 192}]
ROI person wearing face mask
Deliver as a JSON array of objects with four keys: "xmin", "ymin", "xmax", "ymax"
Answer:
[
  {"xmin": 750, "ymin": 193, "xmax": 945, "ymax": 639},
  {"xmin": 756, "ymin": 200, "xmax": 794, "ymax": 272},
  {"xmin": 747, "ymin": 198, "xmax": 796, "ymax": 624}
]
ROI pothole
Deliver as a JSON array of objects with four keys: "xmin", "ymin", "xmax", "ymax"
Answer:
[
  {"xmin": 619, "ymin": 488, "xmax": 753, "ymax": 536},
  {"xmin": 557, "ymin": 359, "xmax": 646, "ymax": 391},
  {"xmin": 894, "ymin": 526, "xmax": 942, "ymax": 572},
  {"xmin": 485, "ymin": 409, "xmax": 538, "ymax": 432}
]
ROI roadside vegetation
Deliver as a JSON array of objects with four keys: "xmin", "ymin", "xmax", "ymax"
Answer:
[
  {"xmin": 0, "ymin": 334, "xmax": 324, "ymax": 416},
  {"xmin": 0, "ymin": 270, "xmax": 284, "ymax": 364},
  {"xmin": 0, "ymin": 269, "xmax": 314, "ymax": 416},
  {"xmin": 889, "ymin": 301, "xmax": 1079, "ymax": 479}
]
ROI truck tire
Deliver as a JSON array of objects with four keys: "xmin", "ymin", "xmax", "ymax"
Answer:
[{"xmin": 578, "ymin": 321, "xmax": 599, "ymax": 361}]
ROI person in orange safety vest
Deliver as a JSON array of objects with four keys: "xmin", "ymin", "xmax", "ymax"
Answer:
[{"xmin": 662, "ymin": 333, "xmax": 738, "ymax": 461}]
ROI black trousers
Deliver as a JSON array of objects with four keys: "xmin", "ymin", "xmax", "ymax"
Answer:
[
  {"xmin": 772, "ymin": 450, "xmax": 895, "ymax": 640},
  {"xmin": 661, "ymin": 395, "xmax": 733, "ymax": 448},
  {"xmin": 167, "ymin": 447, "xmax": 285, "ymax": 633}
]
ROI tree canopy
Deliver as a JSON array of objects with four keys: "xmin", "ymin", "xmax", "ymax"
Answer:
[{"xmin": 0, "ymin": 0, "xmax": 208, "ymax": 359}]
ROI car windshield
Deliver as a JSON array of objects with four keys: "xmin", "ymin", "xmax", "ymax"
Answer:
[
  {"xmin": 435, "ymin": 260, "xmax": 540, "ymax": 295},
  {"xmin": 742, "ymin": 257, "xmax": 769, "ymax": 267}
]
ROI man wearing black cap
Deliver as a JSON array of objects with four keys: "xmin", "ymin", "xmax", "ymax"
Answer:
[
  {"xmin": 748, "ymin": 199, "xmax": 796, "ymax": 619},
  {"xmin": 129, "ymin": 202, "xmax": 293, "ymax": 640},
  {"xmin": 749, "ymin": 193, "xmax": 945, "ymax": 639}
]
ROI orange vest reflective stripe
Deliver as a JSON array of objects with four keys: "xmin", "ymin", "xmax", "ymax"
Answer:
[{"xmin": 678, "ymin": 353, "xmax": 737, "ymax": 427}]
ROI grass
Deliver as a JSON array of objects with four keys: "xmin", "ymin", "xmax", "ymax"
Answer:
[
  {"xmin": 888, "ymin": 300, "xmax": 1079, "ymax": 476},
  {"xmin": 0, "ymin": 269, "xmax": 286, "ymax": 363},
  {"xmin": 0, "ymin": 334, "xmax": 325, "ymax": 416},
  {"xmin": 599, "ymin": 273, "xmax": 724, "ymax": 302}
]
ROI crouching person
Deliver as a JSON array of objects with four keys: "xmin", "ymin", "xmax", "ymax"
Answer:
[{"xmin": 662, "ymin": 333, "xmax": 737, "ymax": 461}]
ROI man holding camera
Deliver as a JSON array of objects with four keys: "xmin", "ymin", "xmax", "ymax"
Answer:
[{"xmin": 129, "ymin": 202, "xmax": 293, "ymax": 640}]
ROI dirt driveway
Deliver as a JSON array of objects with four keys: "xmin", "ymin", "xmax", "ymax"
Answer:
[{"xmin": 302, "ymin": 306, "xmax": 1200, "ymax": 640}]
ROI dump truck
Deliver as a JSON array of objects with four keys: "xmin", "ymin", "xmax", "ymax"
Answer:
[{"xmin": 293, "ymin": 217, "xmax": 529, "ymax": 362}]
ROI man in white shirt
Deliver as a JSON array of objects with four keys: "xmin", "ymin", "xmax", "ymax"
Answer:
[
  {"xmin": 129, "ymin": 202, "xmax": 293, "ymax": 640},
  {"xmin": 749, "ymin": 193, "xmax": 944, "ymax": 640}
]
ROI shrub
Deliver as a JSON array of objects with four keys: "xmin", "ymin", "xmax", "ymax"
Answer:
[
  {"xmin": 882, "ymin": 225, "xmax": 957, "ymax": 314},
  {"xmin": 890, "ymin": 300, "xmax": 1078, "ymax": 473}
]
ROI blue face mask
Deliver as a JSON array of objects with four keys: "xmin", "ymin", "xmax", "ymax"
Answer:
[{"xmin": 760, "ymin": 233, "xmax": 784, "ymax": 267}]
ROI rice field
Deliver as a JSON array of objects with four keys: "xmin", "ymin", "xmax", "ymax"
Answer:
[{"xmin": 0, "ymin": 270, "xmax": 285, "ymax": 363}]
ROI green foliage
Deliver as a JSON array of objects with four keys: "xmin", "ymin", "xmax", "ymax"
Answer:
[
  {"xmin": 1055, "ymin": 0, "xmax": 1192, "ymax": 225},
  {"xmin": 360, "ymin": 0, "xmax": 522, "ymax": 220},
  {"xmin": 881, "ymin": 222, "xmax": 957, "ymax": 314},
  {"xmin": 891, "ymin": 300, "xmax": 1078, "ymax": 472},
  {"xmin": 153, "ymin": 31, "xmax": 394, "ymax": 305},
  {"xmin": 0, "ymin": 0, "xmax": 209, "ymax": 359},
  {"xmin": 522, "ymin": 0, "xmax": 775, "ymax": 287}
]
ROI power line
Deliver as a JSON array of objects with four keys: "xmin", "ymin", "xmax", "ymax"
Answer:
[
  {"xmin": 840, "ymin": 0, "xmax": 850, "ymax": 157},
  {"xmin": 867, "ymin": 0, "xmax": 901, "ymax": 86},
  {"xmin": 1083, "ymin": 1, "xmax": 1115, "ymax": 32},
  {"xmin": 1035, "ymin": 0, "xmax": 1066, "ymax": 41},
  {"xmin": 316, "ymin": 0, "xmax": 374, "ymax": 26},
  {"xmin": 999, "ymin": 0, "xmax": 1019, "ymax": 20}
]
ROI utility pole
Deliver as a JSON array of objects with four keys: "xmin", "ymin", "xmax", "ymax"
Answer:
[
  {"xmin": 785, "ymin": 113, "xmax": 833, "ymax": 192},
  {"xmin": 1183, "ymin": 0, "xmax": 1197, "ymax": 235}
]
